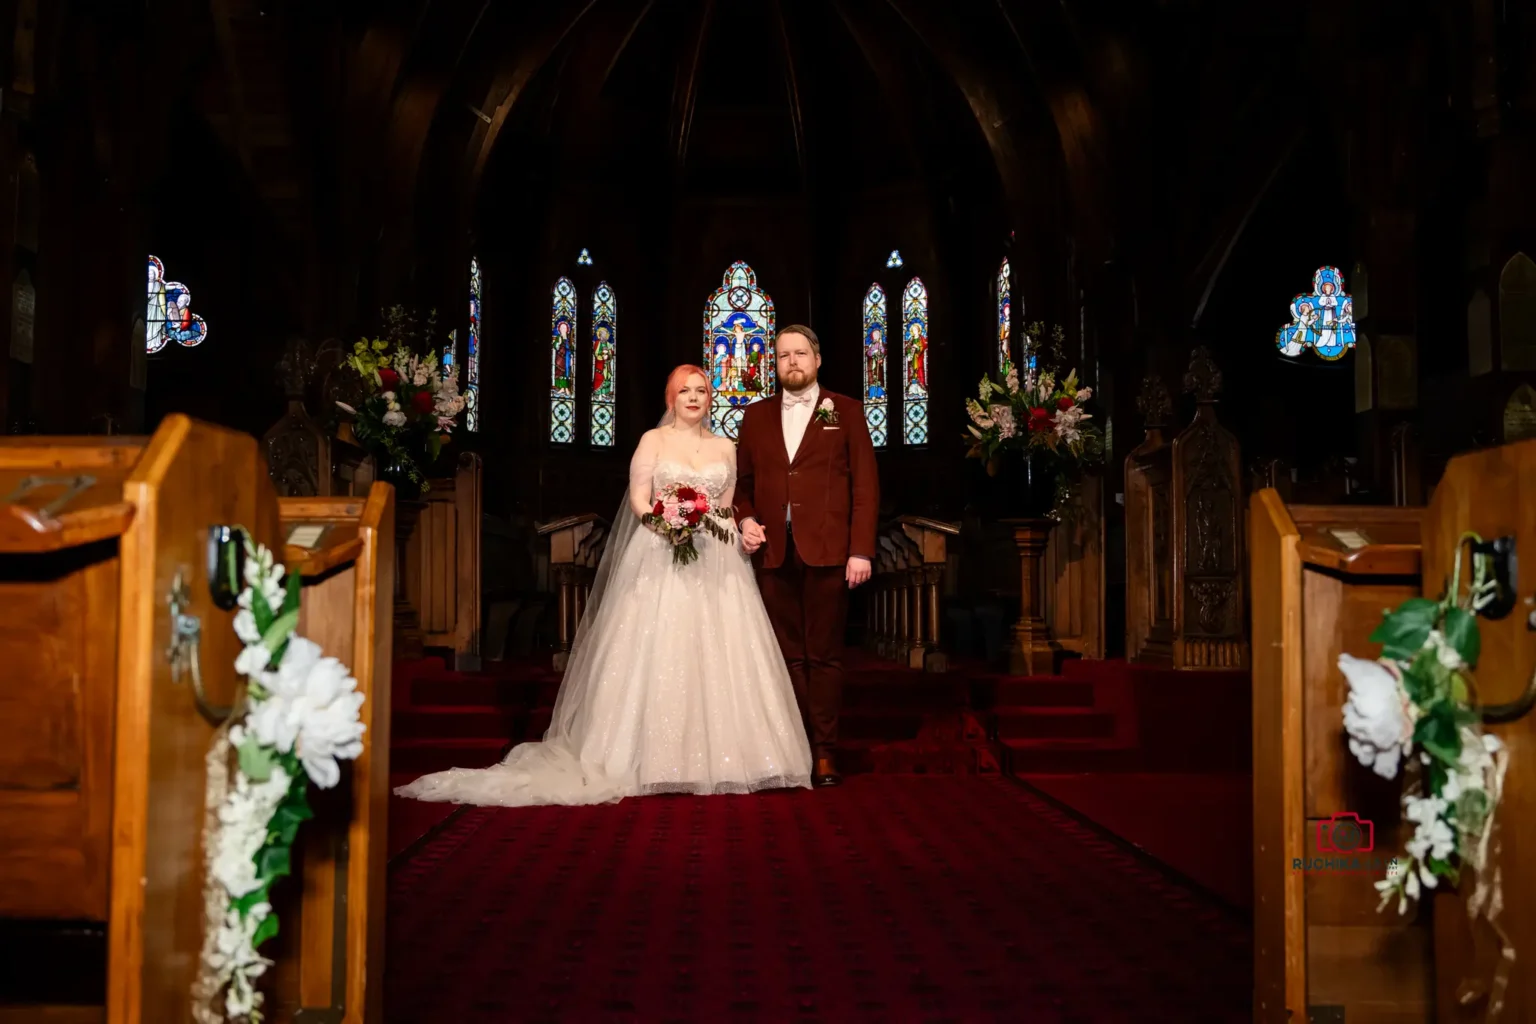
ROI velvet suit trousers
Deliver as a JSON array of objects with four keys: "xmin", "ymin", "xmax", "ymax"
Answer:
[{"xmin": 757, "ymin": 525, "xmax": 847, "ymax": 759}]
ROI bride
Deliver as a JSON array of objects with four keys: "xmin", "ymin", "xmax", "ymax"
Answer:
[{"xmin": 395, "ymin": 365, "xmax": 813, "ymax": 805}]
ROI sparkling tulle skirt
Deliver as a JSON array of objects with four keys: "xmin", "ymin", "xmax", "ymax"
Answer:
[{"xmin": 394, "ymin": 522, "xmax": 813, "ymax": 806}]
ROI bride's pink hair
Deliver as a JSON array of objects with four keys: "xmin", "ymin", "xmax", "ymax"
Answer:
[{"xmin": 664, "ymin": 364, "xmax": 712, "ymax": 410}]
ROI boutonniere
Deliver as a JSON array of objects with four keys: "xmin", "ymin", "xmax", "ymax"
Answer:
[{"xmin": 814, "ymin": 397, "xmax": 838, "ymax": 424}]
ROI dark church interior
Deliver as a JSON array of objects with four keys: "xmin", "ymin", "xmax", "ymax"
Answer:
[{"xmin": 3, "ymin": 0, "xmax": 1536, "ymax": 1020}]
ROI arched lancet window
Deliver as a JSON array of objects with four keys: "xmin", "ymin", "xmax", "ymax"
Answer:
[
  {"xmin": 703, "ymin": 261, "xmax": 775, "ymax": 439},
  {"xmin": 466, "ymin": 257, "xmax": 482, "ymax": 431},
  {"xmin": 1274, "ymin": 266, "xmax": 1355, "ymax": 361},
  {"xmin": 901, "ymin": 277, "xmax": 929, "ymax": 445},
  {"xmin": 146, "ymin": 255, "xmax": 208, "ymax": 353},
  {"xmin": 550, "ymin": 276, "xmax": 577, "ymax": 443},
  {"xmin": 997, "ymin": 258, "xmax": 1013, "ymax": 376},
  {"xmin": 590, "ymin": 281, "xmax": 617, "ymax": 447},
  {"xmin": 861, "ymin": 283, "xmax": 889, "ymax": 447}
]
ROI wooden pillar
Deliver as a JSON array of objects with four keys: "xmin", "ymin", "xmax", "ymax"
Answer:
[{"xmin": 1003, "ymin": 518, "xmax": 1059, "ymax": 676}]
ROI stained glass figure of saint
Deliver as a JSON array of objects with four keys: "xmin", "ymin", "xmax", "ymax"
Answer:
[
  {"xmin": 702, "ymin": 261, "xmax": 776, "ymax": 439},
  {"xmin": 146, "ymin": 255, "xmax": 207, "ymax": 353},
  {"xmin": 467, "ymin": 257, "xmax": 482, "ymax": 431},
  {"xmin": 590, "ymin": 280, "xmax": 617, "ymax": 447},
  {"xmin": 902, "ymin": 277, "xmax": 929, "ymax": 445},
  {"xmin": 1275, "ymin": 266, "xmax": 1354, "ymax": 361},
  {"xmin": 997, "ymin": 258, "xmax": 1013, "ymax": 377},
  {"xmin": 862, "ymin": 283, "xmax": 889, "ymax": 447},
  {"xmin": 550, "ymin": 276, "xmax": 577, "ymax": 443}
]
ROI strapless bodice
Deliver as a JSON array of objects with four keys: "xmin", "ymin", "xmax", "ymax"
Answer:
[{"xmin": 653, "ymin": 459, "xmax": 734, "ymax": 502}]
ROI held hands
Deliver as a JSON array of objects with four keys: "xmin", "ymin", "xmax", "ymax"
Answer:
[
  {"xmin": 846, "ymin": 556, "xmax": 872, "ymax": 589},
  {"xmin": 740, "ymin": 518, "xmax": 767, "ymax": 554}
]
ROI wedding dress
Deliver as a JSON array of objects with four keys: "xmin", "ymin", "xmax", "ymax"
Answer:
[{"xmin": 394, "ymin": 440, "xmax": 812, "ymax": 807}]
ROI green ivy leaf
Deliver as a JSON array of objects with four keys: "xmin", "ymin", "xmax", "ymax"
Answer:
[
  {"xmin": 256, "ymin": 844, "xmax": 292, "ymax": 883},
  {"xmin": 1414, "ymin": 704, "xmax": 1463, "ymax": 765},
  {"xmin": 238, "ymin": 739, "xmax": 277, "ymax": 783},
  {"xmin": 1425, "ymin": 757, "xmax": 1449, "ymax": 797},
  {"xmin": 1444, "ymin": 606, "xmax": 1481, "ymax": 667},
  {"xmin": 1370, "ymin": 598, "xmax": 1440, "ymax": 660},
  {"xmin": 1401, "ymin": 661, "xmax": 1436, "ymax": 705},
  {"xmin": 232, "ymin": 886, "xmax": 269, "ymax": 916},
  {"xmin": 251, "ymin": 912, "xmax": 280, "ymax": 949},
  {"xmin": 1451, "ymin": 671, "xmax": 1470, "ymax": 706}
]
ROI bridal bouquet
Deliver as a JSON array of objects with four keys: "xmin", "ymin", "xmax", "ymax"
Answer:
[
  {"xmin": 643, "ymin": 483, "xmax": 732, "ymax": 566},
  {"xmin": 336, "ymin": 306, "xmax": 467, "ymax": 495}
]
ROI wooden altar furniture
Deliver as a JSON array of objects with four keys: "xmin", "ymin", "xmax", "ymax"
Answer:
[
  {"xmin": 1425, "ymin": 440, "xmax": 1536, "ymax": 1023},
  {"xmin": 537, "ymin": 514, "xmax": 610, "ymax": 671},
  {"xmin": 0, "ymin": 416, "xmax": 282, "ymax": 1022},
  {"xmin": 274, "ymin": 484, "xmax": 394, "ymax": 1024},
  {"xmin": 1124, "ymin": 372, "xmax": 1175, "ymax": 664},
  {"xmin": 1127, "ymin": 348, "xmax": 1248, "ymax": 669},
  {"xmin": 867, "ymin": 516, "xmax": 959, "ymax": 672},
  {"xmin": 1249, "ymin": 493, "xmax": 1429, "ymax": 1023},
  {"xmin": 403, "ymin": 453, "xmax": 482, "ymax": 669},
  {"xmin": 1042, "ymin": 472, "xmax": 1105, "ymax": 659},
  {"xmin": 1001, "ymin": 518, "xmax": 1059, "ymax": 675}
]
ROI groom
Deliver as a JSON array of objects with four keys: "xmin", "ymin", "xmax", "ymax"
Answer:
[{"xmin": 735, "ymin": 325, "xmax": 880, "ymax": 787}]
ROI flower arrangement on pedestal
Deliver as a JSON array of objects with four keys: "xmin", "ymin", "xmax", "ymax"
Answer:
[
  {"xmin": 1340, "ymin": 534, "xmax": 1510, "ymax": 923},
  {"xmin": 962, "ymin": 322, "xmax": 1106, "ymax": 516},
  {"xmin": 336, "ymin": 306, "xmax": 467, "ymax": 496},
  {"xmin": 194, "ymin": 536, "xmax": 367, "ymax": 1023}
]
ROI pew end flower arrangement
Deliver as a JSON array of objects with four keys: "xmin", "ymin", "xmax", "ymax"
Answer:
[
  {"xmin": 1340, "ymin": 534, "xmax": 1512, "ymax": 922},
  {"xmin": 962, "ymin": 322, "xmax": 1106, "ymax": 512},
  {"xmin": 335, "ymin": 306, "xmax": 467, "ymax": 495},
  {"xmin": 194, "ymin": 535, "xmax": 366, "ymax": 1023}
]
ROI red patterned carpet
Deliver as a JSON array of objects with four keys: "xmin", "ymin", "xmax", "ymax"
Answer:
[{"xmin": 385, "ymin": 775, "xmax": 1250, "ymax": 1022}]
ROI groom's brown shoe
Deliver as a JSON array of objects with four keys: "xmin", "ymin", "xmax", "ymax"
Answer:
[{"xmin": 813, "ymin": 755, "xmax": 842, "ymax": 787}]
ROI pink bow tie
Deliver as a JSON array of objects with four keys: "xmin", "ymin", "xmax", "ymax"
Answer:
[{"xmin": 783, "ymin": 392, "xmax": 815, "ymax": 408}]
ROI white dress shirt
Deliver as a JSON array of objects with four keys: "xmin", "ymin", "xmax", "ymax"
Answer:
[{"xmin": 781, "ymin": 383, "xmax": 819, "ymax": 522}]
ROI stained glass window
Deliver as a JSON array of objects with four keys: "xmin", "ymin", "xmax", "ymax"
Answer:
[
  {"xmin": 702, "ymin": 261, "xmax": 776, "ymax": 438},
  {"xmin": 1275, "ymin": 266, "xmax": 1355, "ymax": 361},
  {"xmin": 886, "ymin": 250, "xmax": 904, "ymax": 269},
  {"xmin": 443, "ymin": 329, "xmax": 456, "ymax": 378},
  {"xmin": 997, "ymin": 258, "xmax": 1013, "ymax": 377},
  {"xmin": 590, "ymin": 281, "xmax": 617, "ymax": 447},
  {"xmin": 466, "ymin": 257, "xmax": 482, "ymax": 431},
  {"xmin": 577, "ymin": 248, "xmax": 593, "ymax": 266},
  {"xmin": 550, "ymin": 276, "xmax": 577, "ymax": 443},
  {"xmin": 901, "ymin": 277, "xmax": 929, "ymax": 445},
  {"xmin": 146, "ymin": 255, "xmax": 208, "ymax": 353},
  {"xmin": 862, "ymin": 284, "xmax": 889, "ymax": 447}
]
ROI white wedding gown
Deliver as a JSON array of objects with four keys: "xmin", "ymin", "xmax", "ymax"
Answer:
[{"xmin": 394, "ymin": 456, "xmax": 813, "ymax": 806}]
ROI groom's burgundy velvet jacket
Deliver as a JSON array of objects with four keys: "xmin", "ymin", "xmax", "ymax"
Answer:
[{"xmin": 733, "ymin": 389, "xmax": 880, "ymax": 570}]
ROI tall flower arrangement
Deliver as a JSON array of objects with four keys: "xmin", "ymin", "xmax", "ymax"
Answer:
[
  {"xmin": 195, "ymin": 536, "xmax": 367, "ymax": 1022},
  {"xmin": 336, "ymin": 306, "xmax": 467, "ymax": 493},
  {"xmin": 962, "ymin": 322, "xmax": 1106, "ymax": 509}
]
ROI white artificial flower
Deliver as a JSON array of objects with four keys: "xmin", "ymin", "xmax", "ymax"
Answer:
[
  {"xmin": 208, "ymin": 904, "xmax": 272, "ymax": 1019},
  {"xmin": 234, "ymin": 643, "xmax": 271, "ymax": 678},
  {"xmin": 232, "ymin": 609, "xmax": 261, "ymax": 645},
  {"xmin": 1339, "ymin": 654, "xmax": 1411, "ymax": 779},
  {"xmin": 211, "ymin": 766, "xmax": 291, "ymax": 898},
  {"xmin": 383, "ymin": 409, "xmax": 407, "ymax": 428},
  {"xmin": 245, "ymin": 636, "xmax": 366, "ymax": 788},
  {"xmin": 1404, "ymin": 794, "xmax": 1455, "ymax": 862}
]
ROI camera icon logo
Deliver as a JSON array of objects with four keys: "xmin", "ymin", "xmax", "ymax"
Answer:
[{"xmin": 1317, "ymin": 811, "xmax": 1374, "ymax": 854}]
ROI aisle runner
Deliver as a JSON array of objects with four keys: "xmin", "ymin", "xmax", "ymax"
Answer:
[{"xmin": 386, "ymin": 776, "xmax": 1250, "ymax": 1022}]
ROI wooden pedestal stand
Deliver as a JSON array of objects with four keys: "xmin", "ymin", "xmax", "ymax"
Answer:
[
  {"xmin": 394, "ymin": 497, "xmax": 425, "ymax": 659},
  {"xmin": 1003, "ymin": 517, "xmax": 1060, "ymax": 675}
]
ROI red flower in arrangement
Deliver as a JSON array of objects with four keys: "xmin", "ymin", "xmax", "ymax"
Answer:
[
  {"xmin": 411, "ymin": 390, "xmax": 434, "ymax": 414},
  {"xmin": 652, "ymin": 500, "xmax": 664, "ymax": 516},
  {"xmin": 676, "ymin": 486, "xmax": 698, "ymax": 502},
  {"xmin": 378, "ymin": 367, "xmax": 401, "ymax": 390},
  {"xmin": 1028, "ymin": 407, "xmax": 1054, "ymax": 433},
  {"xmin": 686, "ymin": 509, "xmax": 703, "ymax": 526},
  {"xmin": 1057, "ymin": 396, "xmax": 1075, "ymax": 411}
]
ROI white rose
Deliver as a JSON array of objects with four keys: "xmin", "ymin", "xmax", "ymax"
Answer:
[
  {"xmin": 383, "ymin": 409, "xmax": 407, "ymax": 428},
  {"xmin": 1339, "ymin": 654, "xmax": 1411, "ymax": 779}
]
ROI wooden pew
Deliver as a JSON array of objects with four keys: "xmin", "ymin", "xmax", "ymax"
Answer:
[
  {"xmin": 0, "ymin": 416, "xmax": 282, "ymax": 1022},
  {"xmin": 271, "ymin": 485, "xmax": 395, "ymax": 1024},
  {"xmin": 537, "ymin": 514, "xmax": 610, "ymax": 671},
  {"xmin": 1426, "ymin": 440, "xmax": 1536, "ymax": 1022},
  {"xmin": 403, "ymin": 453, "xmax": 482, "ymax": 669},
  {"xmin": 1249, "ymin": 493, "xmax": 1429, "ymax": 1022},
  {"xmin": 867, "ymin": 516, "xmax": 959, "ymax": 672}
]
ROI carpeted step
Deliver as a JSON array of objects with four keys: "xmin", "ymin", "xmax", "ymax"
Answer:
[
  {"xmin": 969, "ymin": 676, "xmax": 1096, "ymax": 709},
  {"xmin": 390, "ymin": 737, "xmax": 510, "ymax": 775},
  {"xmin": 992, "ymin": 706, "xmax": 1117, "ymax": 740},
  {"xmin": 840, "ymin": 678, "xmax": 969, "ymax": 711},
  {"xmin": 1001, "ymin": 738, "xmax": 1142, "ymax": 774},
  {"xmin": 408, "ymin": 675, "xmax": 557, "ymax": 709},
  {"xmin": 392, "ymin": 705, "xmax": 525, "ymax": 740}
]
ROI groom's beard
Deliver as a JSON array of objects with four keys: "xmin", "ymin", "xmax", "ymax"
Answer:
[{"xmin": 781, "ymin": 367, "xmax": 817, "ymax": 392}]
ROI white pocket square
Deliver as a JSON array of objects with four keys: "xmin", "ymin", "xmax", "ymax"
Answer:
[{"xmin": 822, "ymin": 426, "xmax": 841, "ymax": 431}]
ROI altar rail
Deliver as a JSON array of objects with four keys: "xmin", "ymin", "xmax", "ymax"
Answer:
[
  {"xmin": 537, "ymin": 514, "xmax": 611, "ymax": 670},
  {"xmin": 867, "ymin": 516, "xmax": 959, "ymax": 672}
]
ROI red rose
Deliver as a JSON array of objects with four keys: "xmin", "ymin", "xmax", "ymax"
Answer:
[
  {"xmin": 676, "ymin": 486, "xmax": 698, "ymax": 502},
  {"xmin": 1028, "ymin": 407, "xmax": 1053, "ymax": 433},
  {"xmin": 686, "ymin": 509, "xmax": 703, "ymax": 525},
  {"xmin": 652, "ymin": 501, "xmax": 664, "ymax": 516},
  {"xmin": 695, "ymin": 495, "xmax": 710, "ymax": 512},
  {"xmin": 1056, "ymin": 396, "xmax": 1075, "ymax": 411},
  {"xmin": 378, "ymin": 367, "xmax": 400, "ymax": 390},
  {"xmin": 411, "ymin": 391, "xmax": 434, "ymax": 414}
]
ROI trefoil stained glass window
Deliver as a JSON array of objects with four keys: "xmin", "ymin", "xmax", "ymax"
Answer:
[
  {"xmin": 1275, "ymin": 266, "xmax": 1355, "ymax": 361},
  {"xmin": 146, "ymin": 255, "xmax": 208, "ymax": 353}
]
